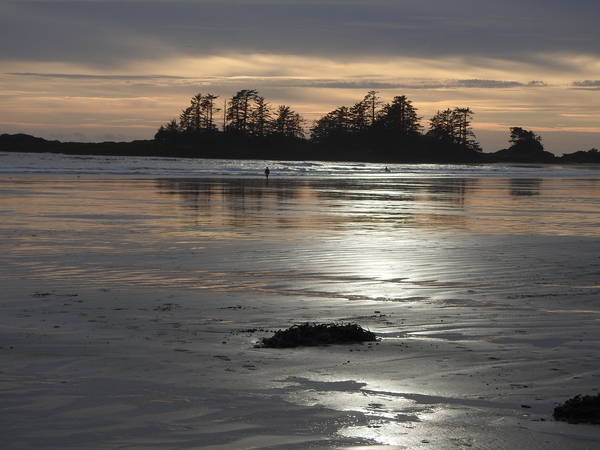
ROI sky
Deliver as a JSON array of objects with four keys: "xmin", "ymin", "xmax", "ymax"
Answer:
[{"xmin": 1, "ymin": 0, "xmax": 600, "ymax": 155}]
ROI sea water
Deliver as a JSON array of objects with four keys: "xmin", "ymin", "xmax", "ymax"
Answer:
[
  {"xmin": 1, "ymin": 150, "xmax": 600, "ymax": 178},
  {"xmin": 2, "ymin": 151, "xmax": 600, "ymax": 304}
]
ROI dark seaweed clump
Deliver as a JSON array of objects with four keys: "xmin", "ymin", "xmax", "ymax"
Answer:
[
  {"xmin": 553, "ymin": 394, "xmax": 600, "ymax": 424},
  {"xmin": 256, "ymin": 322, "xmax": 378, "ymax": 348}
]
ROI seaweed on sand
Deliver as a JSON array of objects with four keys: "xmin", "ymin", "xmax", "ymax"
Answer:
[
  {"xmin": 553, "ymin": 394, "xmax": 600, "ymax": 424},
  {"xmin": 256, "ymin": 322, "xmax": 378, "ymax": 348}
]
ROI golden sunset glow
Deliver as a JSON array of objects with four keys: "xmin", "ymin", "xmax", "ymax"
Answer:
[{"xmin": 1, "ymin": 1, "xmax": 600, "ymax": 153}]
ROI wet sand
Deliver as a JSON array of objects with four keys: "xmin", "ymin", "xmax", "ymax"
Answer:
[{"xmin": 2, "ymin": 175, "xmax": 600, "ymax": 449}]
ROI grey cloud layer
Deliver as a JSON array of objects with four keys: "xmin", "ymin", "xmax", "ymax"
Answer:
[
  {"xmin": 7, "ymin": 72, "xmax": 556, "ymax": 90},
  {"xmin": 573, "ymin": 80, "xmax": 600, "ymax": 88},
  {"xmin": 2, "ymin": 1, "xmax": 599, "ymax": 69}
]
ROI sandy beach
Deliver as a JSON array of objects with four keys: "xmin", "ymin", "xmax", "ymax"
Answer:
[{"xmin": 2, "ymin": 170, "xmax": 600, "ymax": 449}]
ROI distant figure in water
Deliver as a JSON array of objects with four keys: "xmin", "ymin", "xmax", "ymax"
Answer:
[
  {"xmin": 264, "ymin": 167, "xmax": 270, "ymax": 179},
  {"xmin": 385, "ymin": 167, "xmax": 391, "ymax": 172}
]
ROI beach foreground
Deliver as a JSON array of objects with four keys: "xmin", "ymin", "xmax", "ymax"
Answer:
[{"xmin": 2, "ymin": 173, "xmax": 600, "ymax": 449}]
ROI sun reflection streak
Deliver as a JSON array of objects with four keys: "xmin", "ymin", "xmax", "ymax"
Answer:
[{"xmin": 3, "ymin": 175, "xmax": 600, "ymax": 308}]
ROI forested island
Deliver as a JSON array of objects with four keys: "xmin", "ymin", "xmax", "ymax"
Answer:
[{"xmin": 2, "ymin": 90, "xmax": 599, "ymax": 164}]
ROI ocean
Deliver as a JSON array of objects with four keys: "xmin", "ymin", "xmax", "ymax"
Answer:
[{"xmin": 1, "ymin": 150, "xmax": 600, "ymax": 178}]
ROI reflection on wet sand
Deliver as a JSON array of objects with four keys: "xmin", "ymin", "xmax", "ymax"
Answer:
[
  {"xmin": 156, "ymin": 177, "xmax": 477, "ymax": 233},
  {"xmin": 156, "ymin": 176, "xmax": 600, "ymax": 236},
  {"xmin": 509, "ymin": 178, "xmax": 541, "ymax": 196},
  {"xmin": 3, "ymin": 175, "xmax": 600, "ymax": 300},
  {"xmin": 4, "ymin": 173, "xmax": 600, "ymax": 450}
]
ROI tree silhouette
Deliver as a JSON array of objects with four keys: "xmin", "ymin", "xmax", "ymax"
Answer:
[
  {"xmin": 226, "ymin": 89, "xmax": 259, "ymax": 134},
  {"xmin": 349, "ymin": 101, "xmax": 369, "ymax": 133},
  {"xmin": 429, "ymin": 107, "xmax": 480, "ymax": 152},
  {"xmin": 454, "ymin": 108, "xmax": 474, "ymax": 146},
  {"xmin": 509, "ymin": 127, "xmax": 544, "ymax": 153},
  {"xmin": 155, "ymin": 89, "xmax": 490, "ymax": 162},
  {"xmin": 272, "ymin": 105, "xmax": 305, "ymax": 138},
  {"xmin": 310, "ymin": 106, "xmax": 353, "ymax": 144},
  {"xmin": 250, "ymin": 95, "xmax": 272, "ymax": 138},
  {"xmin": 179, "ymin": 93, "xmax": 221, "ymax": 134},
  {"xmin": 363, "ymin": 90, "xmax": 383, "ymax": 127},
  {"xmin": 200, "ymin": 94, "xmax": 220, "ymax": 132},
  {"xmin": 311, "ymin": 93, "xmax": 424, "ymax": 157},
  {"xmin": 376, "ymin": 95, "xmax": 422, "ymax": 137},
  {"xmin": 155, "ymin": 119, "xmax": 180, "ymax": 141},
  {"xmin": 429, "ymin": 108, "xmax": 456, "ymax": 143}
]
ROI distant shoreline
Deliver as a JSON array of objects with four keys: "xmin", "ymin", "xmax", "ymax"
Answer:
[{"xmin": 2, "ymin": 132, "xmax": 599, "ymax": 164}]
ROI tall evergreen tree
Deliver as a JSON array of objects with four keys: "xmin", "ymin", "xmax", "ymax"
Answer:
[
  {"xmin": 226, "ymin": 89, "xmax": 259, "ymax": 134},
  {"xmin": 310, "ymin": 106, "xmax": 352, "ymax": 143},
  {"xmin": 179, "ymin": 93, "xmax": 220, "ymax": 134},
  {"xmin": 453, "ymin": 107, "xmax": 475, "ymax": 146},
  {"xmin": 155, "ymin": 119, "xmax": 180, "ymax": 141},
  {"xmin": 429, "ymin": 107, "xmax": 480, "ymax": 152},
  {"xmin": 363, "ymin": 90, "xmax": 383, "ymax": 126},
  {"xmin": 272, "ymin": 105, "xmax": 305, "ymax": 138},
  {"xmin": 376, "ymin": 95, "xmax": 422, "ymax": 137},
  {"xmin": 349, "ymin": 101, "xmax": 369, "ymax": 134},
  {"xmin": 250, "ymin": 95, "xmax": 272, "ymax": 138},
  {"xmin": 199, "ymin": 94, "xmax": 220, "ymax": 132},
  {"xmin": 429, "ymin": 108, "xmax": 456, "ymax": 143}
]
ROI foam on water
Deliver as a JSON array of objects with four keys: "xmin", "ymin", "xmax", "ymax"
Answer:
[{"xmin": 2, "ymin": 151, "xmax": 599, "ymax": 178}]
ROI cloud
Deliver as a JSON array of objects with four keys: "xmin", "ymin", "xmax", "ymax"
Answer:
[
  {"xmin": 281, "ymin": 78, "xmax": 540, "ymax": 90},
  {"xmin": 572, "ymin": 80, "xmax": 600, "ymax": 89},
  {"xmin": 6, "ymin": 72, "xmax": 551, "ymax": 92},
  {"xmin": 2, "ymin": 1, "xmax": 600, "ymax": 69},
  {"xmin": 7, "ymin": 73, "xmax": 189, "ymax": 81},
  {"xmin": 452, "ymin": 80, "xmax": 524, "ymax": 89}
]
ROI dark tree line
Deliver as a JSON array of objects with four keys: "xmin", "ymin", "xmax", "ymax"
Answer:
[
  {"xmin": 155, "ymin": 90, "xmax": 308, "ymax": 159},
  {"xmin": 156, "ymin": 90, "xmax": 305, "ymax": 141},
  {"xmin": 308, "ymin": 91, "xmax": 482, "ymax": 161},
  {"xmin": 310, "ymin": 92, "xmax": 421, "ymax": 144},
  {"xmin": 155, "ymin": 89, "xmax": 557, "ymax": 163}
]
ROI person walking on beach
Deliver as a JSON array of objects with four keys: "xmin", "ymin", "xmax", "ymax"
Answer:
[{"xmin": 264, "ymin": 167, "xmax": 270, "ymax": 179}]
